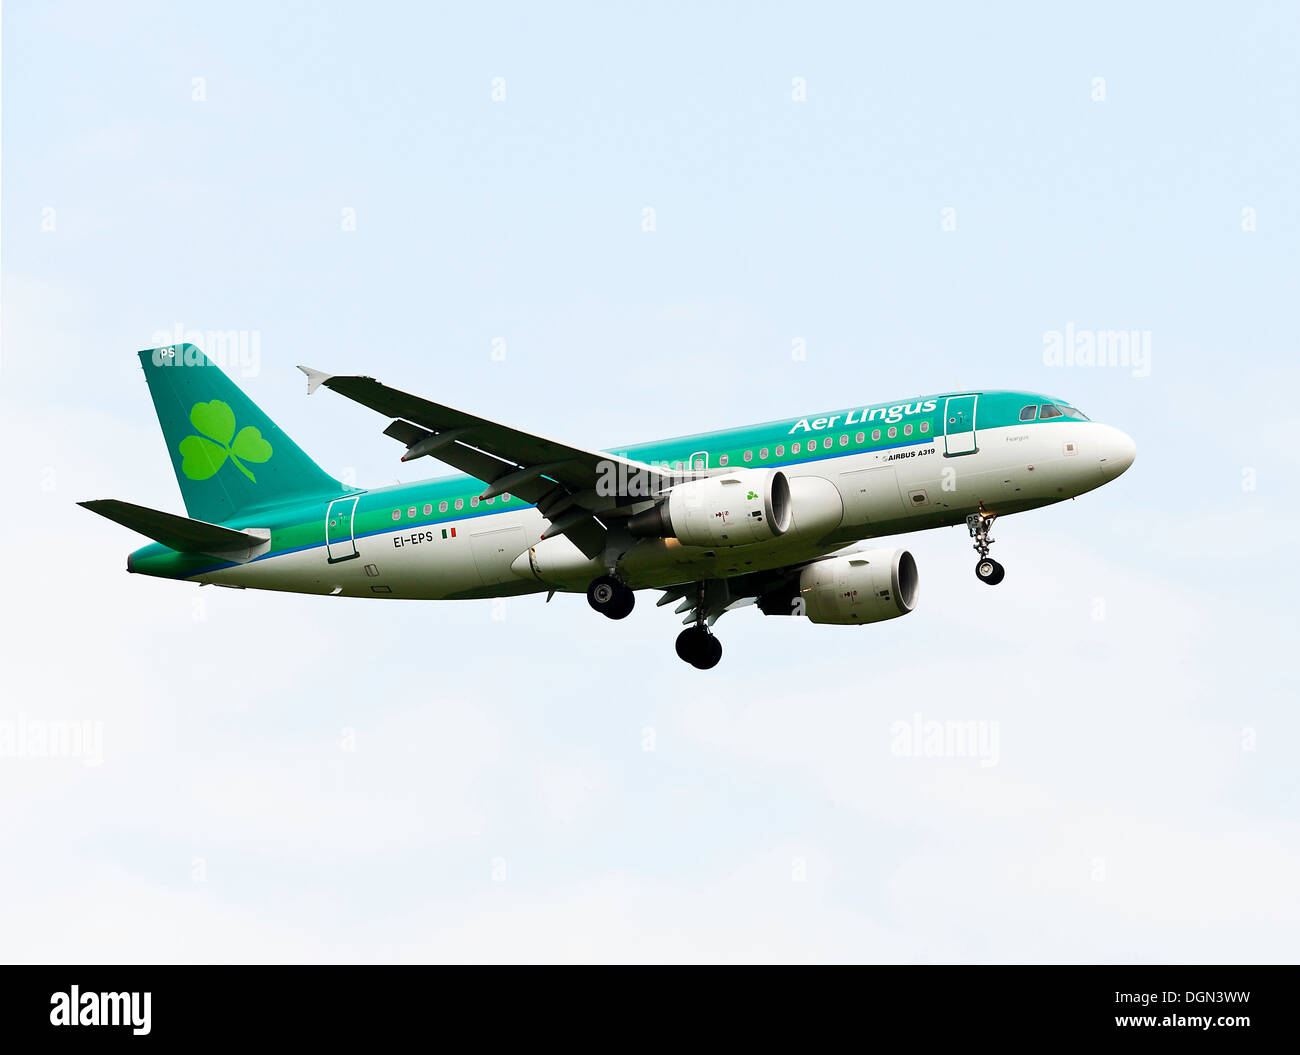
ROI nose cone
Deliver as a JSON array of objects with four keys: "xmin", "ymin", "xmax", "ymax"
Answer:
[{"xmin": 1098, "ymin": 426, "xmax": 1137, "ymax": 479}]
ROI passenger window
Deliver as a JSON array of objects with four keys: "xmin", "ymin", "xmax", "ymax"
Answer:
[
  {"xmin": 454, "ymin": 499, "xmax": 464, "ymax": 510},
  {"xmin": 792, "ymin": 442, "xmax": 801, "ymax": 454},
  {"xmin": 887, "ymin": 427, "xmax": 897, "ymax": 438},
  {"xmin": 776, "ymin": 445, "xmax": 785, "ymax": 456},
  {"xmin": 1020, "ymin": 405, "xmax": 1038, "ymax": 421},
  {"xmin": 502, "ymin": 494, "xmax": 511, "ymax": 503},
  {"xmin": 744, "ymin": 451, "xmax": 752, "ymax": 462},
  {"xmin": 719, "ymin": 454, "xmax": 729, "ymax": 466},
  {"xmin": 856, "ymin": 432, "xmax": 865, "ymax": 443},
  {"xmin": 391, "ymin": 509, "xmax": 400, "ymax": 521},
  {"xmin": 423, "ymin": 503, "xmax": 432, "ymax": 516},
  {"xmin": 839, "ymin": 435, "xmax": 848, "ymax": 446},
  {"xmin": 872, "ymin": 429, "xmax": 881, "ymax": 441},
  {"xmin": 407, "ymin": 506, "xmax": 416, "ymax": 518},
  {"xmin": 439, "ymin": 501, "xmax": 448, "ymax": 512},
  {"xmin": 760, "ymin": 447, "xmax": 768, "ymax": 459},
  {"xmin": 470, "ymin": 496, "xmax": 479, "ymax": 507},
  {"xmin": 920, "ymin": 421, "xmax": 930, "ymax": 433},
  {"xmin": 903, "ymin": 424, "xmax": 913, "ymax": 436},
  {"xmin": 1040, "ymin": 405, "xmax": 1063, "ymax": 419}
]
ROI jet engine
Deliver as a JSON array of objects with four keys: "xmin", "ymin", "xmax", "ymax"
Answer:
[
  {"xmin": 627, "ymin": 468, "xmax": 792, "ymax": 548},
  {"xmin": 757, "ymin": 548, "xmax": 918, "ymax": 625}
]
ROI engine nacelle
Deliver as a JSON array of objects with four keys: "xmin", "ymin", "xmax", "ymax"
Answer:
[
  {"xmin": 783, "ymin": 474, "xmax": 843, "ymax": 541},
  {"xmin": 758, "ymin": 548, "xmax": 918, "ymax": 625},
  {"xmin": 628, "ymin": 469, "xmax": 792, "ymax": 548}
]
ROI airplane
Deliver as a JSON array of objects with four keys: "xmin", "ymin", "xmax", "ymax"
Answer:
[{"xmin": 81, "ymin": 345, "xmax": 1136, "ymax": 669}]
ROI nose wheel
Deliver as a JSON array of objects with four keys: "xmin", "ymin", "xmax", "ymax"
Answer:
[
  {"xmin": 967, "ymin": 506, "xmax": 1005, "ymax": 586},
  {"xmin": 587, "ymin": 574, "xmax": 635, "ymax": 619}
]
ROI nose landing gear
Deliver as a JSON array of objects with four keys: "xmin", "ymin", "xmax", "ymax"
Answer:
[{"xmin": 967, "ymin": 506, "xmax": 1005, "ymax": 585}]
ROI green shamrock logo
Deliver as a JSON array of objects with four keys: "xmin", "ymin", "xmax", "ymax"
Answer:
[
  {"xmin": 747, "ymin": 490, "xmax": 758, "ymax": 501},
  {"xmin": 178, "ymin": 400, "xmax": 273, "ymax": 482}
]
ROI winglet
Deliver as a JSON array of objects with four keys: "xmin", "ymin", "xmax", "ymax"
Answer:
[{"xmin": 297, "ymin": 365, "xmax": 334, "ymax": 395}]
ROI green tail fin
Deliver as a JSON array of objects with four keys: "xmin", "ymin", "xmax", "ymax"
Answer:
[{"xmin": 138, "ymin": 345, "xmax": 344, "ymax": 523}]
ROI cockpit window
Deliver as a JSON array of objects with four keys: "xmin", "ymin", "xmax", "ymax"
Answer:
[
  {"xmin": 1039, "ymin": 404, "xmax": 1063, "ymax": 419},
  {"xmin": 1058, "ymin": 405, "xmax": 1089, "ymax": 420},
  {"xmin": 1019, "ymin": 405, "xmax": 1038, "ymax": 421}
]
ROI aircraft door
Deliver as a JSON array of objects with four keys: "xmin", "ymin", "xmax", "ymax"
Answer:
[
  {"xmin": 943, "ymin": 395, "xmax": 979, "ymax": 456},
  {"xmin": 326, "ymin": 495, "xmax": 361, "ymax": 563}
]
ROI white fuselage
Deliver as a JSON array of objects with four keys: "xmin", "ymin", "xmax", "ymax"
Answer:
[{"xmin": 195, "ymin": 420, "xmax": 1133, "ymax": 601}]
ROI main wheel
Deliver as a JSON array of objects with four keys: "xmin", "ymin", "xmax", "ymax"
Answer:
[
  {"xmin": 676, "ymin": 626, "xmax": 704, "ymax": 663},
  {"xmin": 975, "ymin": 558, "xmax": 1005, "ymax": 585},
  {"xmin": 676, "ymin": 626, "xmax": 722, "ymax": 669},
  {"xmin": 609, "ymin": 587, "xmax": 635, "ymax": 619},
  {"xmin": 587, "ymin": 575, "xmax": 635, "ymax": 618},
  {"xmin": 695, "ymin": 634, "xmax": 723, "ymax": 670}
]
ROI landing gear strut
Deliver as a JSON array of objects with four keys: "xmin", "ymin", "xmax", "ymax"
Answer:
[
  {"xmin": 587, "ymin": 574, "xmax": 635, "ymax": 619},
  {"xmin": 967, "ymin": 506, "xmax": 1005, "ymax": 586},
  {"xmin": 675, "ymin": 581, "xmax": 723, "ymax": 668}
]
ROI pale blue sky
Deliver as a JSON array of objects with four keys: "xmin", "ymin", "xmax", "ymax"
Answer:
[{"xmin": 2, "ymin": 1, "xmax": 1297, "ymax": 962}]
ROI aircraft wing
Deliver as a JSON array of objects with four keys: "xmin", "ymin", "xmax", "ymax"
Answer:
[{"xmin": 298, "ymin": 366, "xmax": 689, "ymax": 559}]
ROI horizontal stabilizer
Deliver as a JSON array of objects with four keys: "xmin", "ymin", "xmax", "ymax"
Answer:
[{"xmin": 79, "ymin": 499, "xmax": 270, "ymax": 561}]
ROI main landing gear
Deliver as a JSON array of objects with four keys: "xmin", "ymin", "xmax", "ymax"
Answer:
[
  {"xmin": 967, "ymin": 506, "xmax": 1005, "ymax": 586},
  {"xmin": 587, "ymin": 574, "xmax": 635, "ymax": 619},
  {"xmin": 676, "ymin": 626, "xmax": 722, "ymax": 670},
  {"xmin": 586, "ymin": 574, "xmax": 723, "ymax": 669},
  {"xmin": 674, "ymin": 581, "xmax": 722, "ymax": 669}
]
